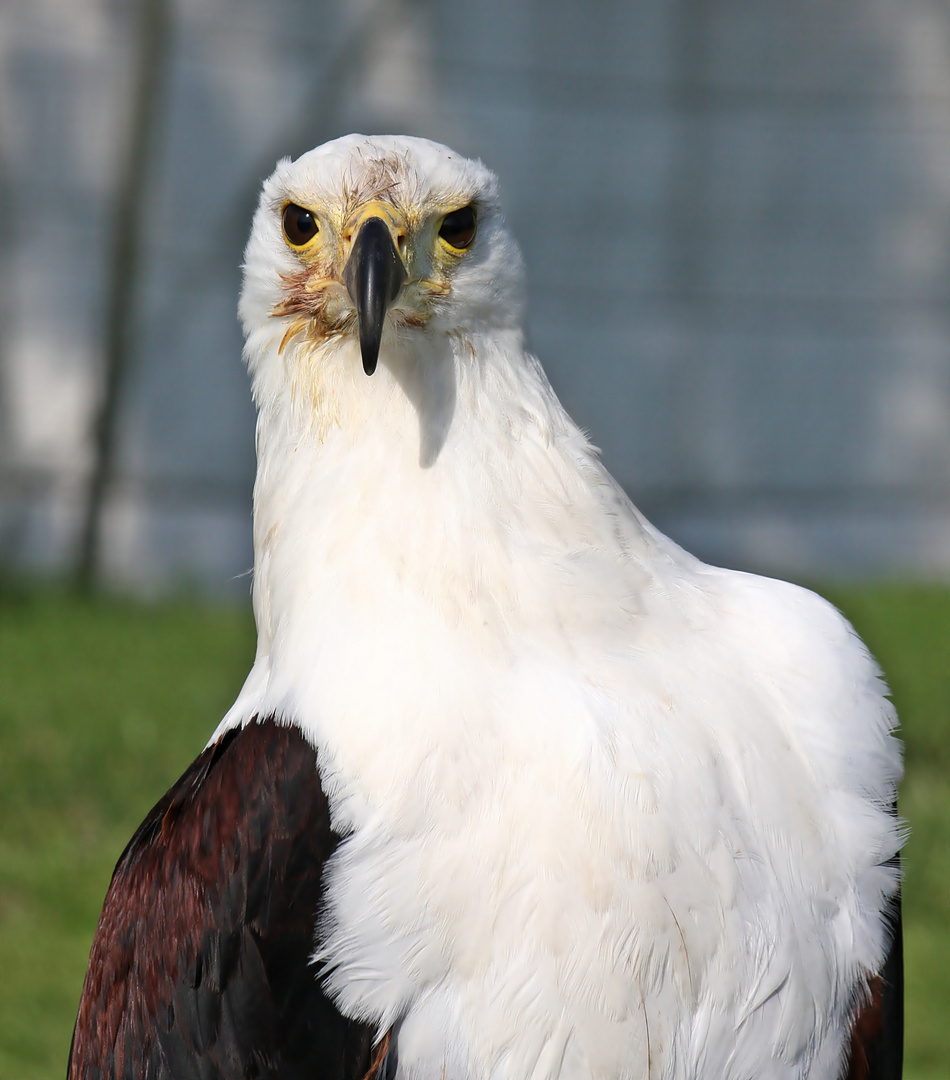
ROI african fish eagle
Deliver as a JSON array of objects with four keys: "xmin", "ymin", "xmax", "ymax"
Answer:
[{"xmin": 69, "ymin": 135, "xmax": 904, "ymax": 1080}]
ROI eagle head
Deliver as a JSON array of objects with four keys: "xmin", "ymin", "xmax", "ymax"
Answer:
[{"xmin": 239, "ymin": 135, "xmax": 525, "ymax": 392}]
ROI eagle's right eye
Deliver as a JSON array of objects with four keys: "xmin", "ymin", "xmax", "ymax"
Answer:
[{"xmin": 282, "ymin": 203, "xmax": 319, "ymax": 247}]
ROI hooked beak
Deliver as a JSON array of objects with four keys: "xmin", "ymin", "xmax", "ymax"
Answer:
[{"xmin": 343, "ymin": 216, "xmax": 408, "ymax": 376}]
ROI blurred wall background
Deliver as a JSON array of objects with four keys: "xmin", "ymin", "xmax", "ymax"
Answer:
[{"xmin": 1, "ymin": 0, "xmax": 948, "ymax": 593}]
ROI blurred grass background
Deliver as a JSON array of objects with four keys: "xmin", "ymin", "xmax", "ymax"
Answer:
[{"xmin": 1, "ymin": 582, "xmax": 947, "ymax": 1079}]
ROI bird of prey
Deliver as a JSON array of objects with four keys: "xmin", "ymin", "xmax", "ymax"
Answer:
[{"xmin": 69, "ymin": 135, "xmax": 903, "ymax": 1080}]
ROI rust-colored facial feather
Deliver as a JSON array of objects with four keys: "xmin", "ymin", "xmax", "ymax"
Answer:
[
  {"xmin": 272, "ymin": 264, "xmax": 333, "ymax": 318},
  {"xmin": 271, "ymin": 264, "xmax": 355, "ymax": 353}
]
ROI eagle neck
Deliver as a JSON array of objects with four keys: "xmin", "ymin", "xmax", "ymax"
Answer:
[{"xmin": 224, "ymin": 324, "xmax": 671, "ymax": 775}]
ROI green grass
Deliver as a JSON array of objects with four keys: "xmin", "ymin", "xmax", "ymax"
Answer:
[
  {"xmin": 1, "ymin": 586, "xmax": 257, "ymax": 1080},
  {"xmin": 1, "ymin": 582, "xmax": 947, "ymax": 1079},
  {"xmin": 822, "ymin": 585, "xmax": 950, "ymax": 1080}
]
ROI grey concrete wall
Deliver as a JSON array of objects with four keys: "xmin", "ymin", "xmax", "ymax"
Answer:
[
  {"xmin": 437, "ymin": 0, "xmax": 950, "ymax": 574},
  {"xmin": 1, "ymin": 0, "xmax": 948, "ymax": 591}
]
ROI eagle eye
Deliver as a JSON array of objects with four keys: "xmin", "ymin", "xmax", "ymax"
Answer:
[
  {"xmin": 282, "ymin": 203, "xmax": 319, "ymax": 247},
  {"xmin": 438, "ymin": 205, "xmax": 477, "ymax": 250}
]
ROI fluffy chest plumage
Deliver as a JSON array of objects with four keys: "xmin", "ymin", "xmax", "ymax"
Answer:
[{"xmin": 218, "ymin": 336, "xmax": 901, "ymax": 1080}]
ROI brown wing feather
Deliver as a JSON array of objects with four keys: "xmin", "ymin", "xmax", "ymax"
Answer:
[
  {"xmin": 844, "ymin": 857, "xmax": 903, "ymax": 1080},
  {"xmin": 68, "ymin": 716, "xmax": 379, "ymax": 1080}
]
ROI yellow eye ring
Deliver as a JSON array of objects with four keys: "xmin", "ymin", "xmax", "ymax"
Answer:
[
  {"xmin": 438, "ymin": 205, "xmax": 477, "ymax": 250},
  {"xmin": 282, "ymin": 203, "xmax": 319, "ymax": 247}
]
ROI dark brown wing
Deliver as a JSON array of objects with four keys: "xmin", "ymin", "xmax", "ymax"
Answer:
[
  {"xmin": 844, "ymin": 854, "xmax": 904, "ymax": 1080},
  {"xmin": 68, "ymin": 716, "xmax": 379, "ymax": 1080}
]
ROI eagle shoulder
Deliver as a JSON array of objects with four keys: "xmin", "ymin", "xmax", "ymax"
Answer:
[{"xmin": 68, "ymin": 716, "xmax": 379, "ymax": 1080}]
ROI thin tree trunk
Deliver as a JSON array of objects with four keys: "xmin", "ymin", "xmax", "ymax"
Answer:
[{"xmin": 76, "ymin": 0, "xmax": 172, "ymax": 589}]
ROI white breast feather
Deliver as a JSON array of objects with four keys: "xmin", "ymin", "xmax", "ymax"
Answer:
[{"xmin": 217, "ymin": 135, "xmax": 902, "ymax": 1080}]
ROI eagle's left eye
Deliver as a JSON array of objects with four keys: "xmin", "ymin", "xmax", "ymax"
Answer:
[
  {"xmin": 438, "ymin": 205, "xmax": 477, "ymax": 250},
  {"xmin": 282, "ymin": 203, "xmax": 319, "ymax": 247}
]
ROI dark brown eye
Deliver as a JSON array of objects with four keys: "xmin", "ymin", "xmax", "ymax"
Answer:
[
  {"xmin": 282, "ymin": 203, "xmax": 318, "ymax": 246},
  {"xmin": 438, "ymin": 205, "xmax": 477, "ymax": 250}
]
